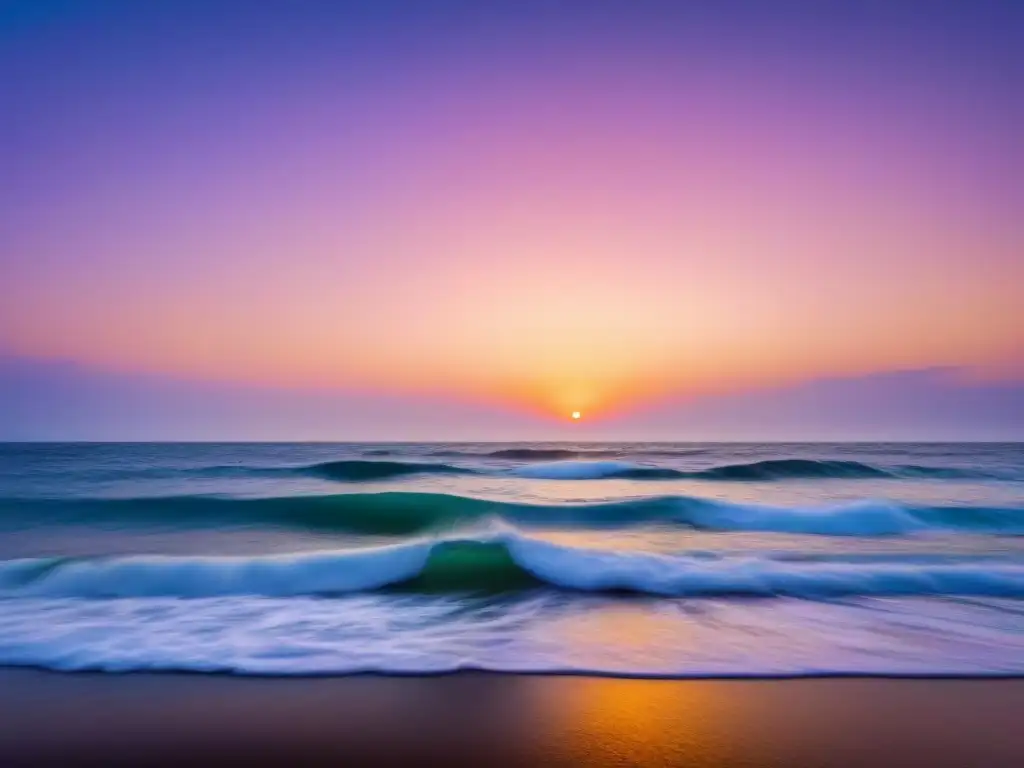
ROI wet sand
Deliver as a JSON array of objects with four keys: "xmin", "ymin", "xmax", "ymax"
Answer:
[{"xmin": 0, "ymin": 671, "xmax": 1022, "ymax": 766}]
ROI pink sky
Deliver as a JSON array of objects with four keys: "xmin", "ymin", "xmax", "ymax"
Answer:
[{"xmin": 2, "ymin": 1, "xmax": 1022, "ymax": 430}]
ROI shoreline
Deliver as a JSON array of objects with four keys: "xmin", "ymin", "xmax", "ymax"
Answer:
[
  {"xmin": 4, "ymin": 665, "xmax": 1024, "ymax": 680},
  {"xmin": 2, "ymin": 670, "xmax": 1022, "ymax": 766}
]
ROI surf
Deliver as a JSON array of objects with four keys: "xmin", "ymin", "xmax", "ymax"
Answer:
[
  {"xmin": 510, "ymin": 458, "xmax": 1008, "ymax": 481},
  {"xmin": 297, "ymin": 457, "xmax": 1010, "ymax": 482},
  {"xmin": 509, "ymin": 460, "xmax": 684, "ymax": 480},
  {"xmin": 3, "ymin": 492, "xmax": 1022, "ymax": 536},
  {"xmin": 2, "ymin": 534, "xmax": 1023, "ymax": 599},
  {"xmin": 32, "ymin": 456, "xmax": 1008, "ymax": 484}
]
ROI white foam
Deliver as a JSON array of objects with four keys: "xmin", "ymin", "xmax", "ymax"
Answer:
[
  {"xmin": 509, "ymin": 460, "xmax": 648, "ymax": 479},
  {"xmin": 0, "ymin": 541, "xmax": 435, "ymax": 598},
  {"xmin": 680, "ymin": 498, "xmax": 928, "ymax": 536},
  {"xmin": 507, "ymin": 537, "xmax": 1024, "ymax": 596},
  {"xmin": 0, "ymin": 593, "xmax": 1021, "ymax": 676},
  {"xmin": 1, "ymin": 535, "xmax": 1022, "ymax": 599}
]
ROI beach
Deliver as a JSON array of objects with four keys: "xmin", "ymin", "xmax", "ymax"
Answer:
[
  {"xmin": 1, "ymin": 671, "xmax": 1022, "ymax": 766},
  {"xmin": 2, "ymin": 442, "xmax": 1023, "ymax": 765}
]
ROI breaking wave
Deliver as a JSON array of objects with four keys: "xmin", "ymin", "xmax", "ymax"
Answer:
[
  {"xmin": 2, "ymin": 534, "xmax": 1022, "ymax": 599},
  {"xmin": 299, "ymin": 457, "xmax": 1005, "ymax": 482},
  {"xmin": 690, "ymin": 458, "xmax": 1005, "ymax": 481},
  {"xmin": 46, "ymin": 457, "xmax": 1008, "ymax": 484},
  {"xmin": 4, "ymin": 493, "xmax": 1022, "ymax": 537}
]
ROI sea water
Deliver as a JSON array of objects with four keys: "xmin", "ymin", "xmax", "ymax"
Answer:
[{"xmin": 0, "ymin": 442, "xmax": 1022, "ymax": 675}]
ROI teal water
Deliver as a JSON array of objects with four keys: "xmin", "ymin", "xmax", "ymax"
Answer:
[{"xmin": 0, "ymin": 442, "xmax": 1022, "ymax": 675}]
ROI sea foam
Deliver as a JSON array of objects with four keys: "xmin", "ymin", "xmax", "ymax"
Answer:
[{"xmin": 2, "ymin": 534, "xmax": 1023, "ymax": 599}]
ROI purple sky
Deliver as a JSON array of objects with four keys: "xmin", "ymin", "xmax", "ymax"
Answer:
[{"xmin": 2, "ymin": 1, "xmax": 1022, "ymax": 439}]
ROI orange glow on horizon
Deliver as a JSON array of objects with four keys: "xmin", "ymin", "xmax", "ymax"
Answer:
[
  {"xmin": 6, "ymin": 210, "xmax": 1021, "ymax": 422},
  {"xmin": 3, "ymin": 2, "xmax": 1022, "ymax": 423}
]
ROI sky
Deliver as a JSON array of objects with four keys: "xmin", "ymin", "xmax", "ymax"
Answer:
[{"xmin": 2, "ymin": 0, "xmax": 1022, "ymax": 440}]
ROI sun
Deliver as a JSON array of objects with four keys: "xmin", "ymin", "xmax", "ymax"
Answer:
[{"xmin": 571, "ymin": 411, "xmax": 582, "ymax": 420}]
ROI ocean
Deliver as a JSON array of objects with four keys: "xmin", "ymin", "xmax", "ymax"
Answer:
[{"xmin": 0, "ymin": 442, "xmax": 1022, "ymax": 676}]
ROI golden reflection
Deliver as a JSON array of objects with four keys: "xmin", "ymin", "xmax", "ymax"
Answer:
[
  {"xmin": 533, "ymin": 676, "xmax": 745, "ymax": 766},
  {"xmin": 527, "ymin": 603, "xmax": 760, "ymax": 765}
]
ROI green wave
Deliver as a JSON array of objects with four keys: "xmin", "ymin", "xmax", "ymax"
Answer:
[
  {"xmin": 3, "ymin": 536, "xmax": 1023, "ymax": 599},
  {"xmin": 1, "ymin": 492, "xmax": 1021, "ymax": 537},
  {"xmin": 394, "ymin": 540, "xmax": 544, "ymax": 592}
]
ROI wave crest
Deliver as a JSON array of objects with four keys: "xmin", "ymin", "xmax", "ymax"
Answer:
[
  {"xmin": 3, "ymin": 535, "xmax": 1022, "ymax": 599},
  {"xmin": 5, "ymin": 492, "xmax": 1022, "ymax": 536},
  {"xmin": 294, "ymin": 457, "xmax": 1004, "ymax": 482},
  {"xmin": 695, "ymin": 458, "xmax": 890, "ymax": 480},
  {"xmin": 510, "ymin": 460, "xmax": 683, "ymax": 480}
]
